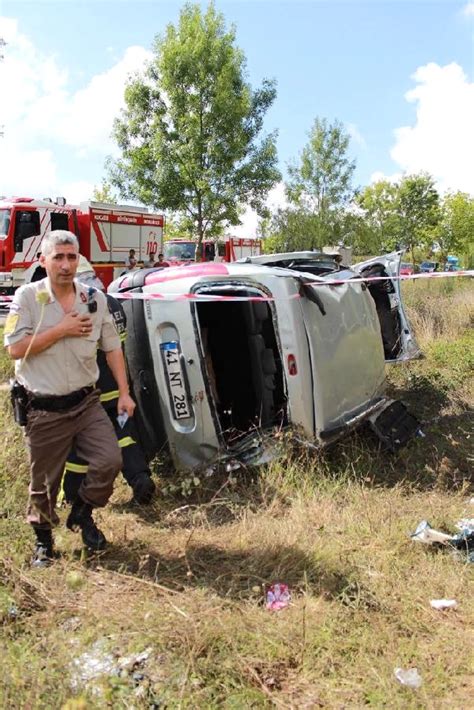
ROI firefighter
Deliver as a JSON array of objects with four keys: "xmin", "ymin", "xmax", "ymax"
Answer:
[
  {"xmin": 30, "ymin": 252, "xmax": 47, "ymax": 282},
  {"xmin": 62, "ymin": 280, "xmax": 156, "ymax": 506}
]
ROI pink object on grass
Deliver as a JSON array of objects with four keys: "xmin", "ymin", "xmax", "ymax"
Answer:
[{"xmin": 266, "ymin": 583, "xmax": 290, "ymax": 611}]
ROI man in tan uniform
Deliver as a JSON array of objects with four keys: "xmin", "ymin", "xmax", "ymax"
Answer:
[{"xmin": 4, "ymin": 230, "xmax": 135, "ymax": 566}]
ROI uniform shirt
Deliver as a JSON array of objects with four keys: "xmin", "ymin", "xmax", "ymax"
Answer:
[{"xmin": 3, "ymin": 278, "xmax": 121, "ymax": 396}]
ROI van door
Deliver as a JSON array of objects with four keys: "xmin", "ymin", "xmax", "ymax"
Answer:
[{"xmin": 352, "ymin": 251, "xmax": 420, "ymax": 362}]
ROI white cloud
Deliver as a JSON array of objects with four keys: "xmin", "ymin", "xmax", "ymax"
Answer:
[
  {"xmin": 0, "ymin": 16, "xmax": 150, "ymax": 200},
  {"xmin": 0, "ymin": 144, "xmax": 58, "ymax": 198},
  {"xmin": 369, "ymin": 170, "xmax": 402, "ymax": 185},
  {"xmin": 347, "ymin": 123, "xmax": 366, "ymax": 148},
  {"xmin": 390, "ymin": 62, "xmax": 474, "ymax": 194},
  {"xmin": 60, "ymin": 180, "xmax": 97, "ymax": 205},
  {"xmin": 24, "ymin": 45, "xmax": 151, "ymax": 153},
  {"xmin": 462, "ymin": 3, "xmax": 474, "ymax": 16},
  {"xmin": 231, "ymin": 182, "xmax": 288, "ymax": 237}
]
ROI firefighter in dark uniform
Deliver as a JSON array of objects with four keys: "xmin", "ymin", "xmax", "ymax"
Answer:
[{"xmin": 62, "ymin": 290, "xmax": 156, "ymax": 505}]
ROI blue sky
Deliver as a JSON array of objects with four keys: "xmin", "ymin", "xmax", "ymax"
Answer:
[{"xmin": 1, "ymin": 1, "xmax": 473, "ymax": 232}]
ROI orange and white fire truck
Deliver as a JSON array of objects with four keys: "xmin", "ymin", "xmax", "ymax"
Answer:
[
  {"xmin": 0, "ymin": 197, "xmax": 164, "ymax": 294},
  {"xmin": 163, "ymin": 236, "xmax": 262, "ymax": 266}
]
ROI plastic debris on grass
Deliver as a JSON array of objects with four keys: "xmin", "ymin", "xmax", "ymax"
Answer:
[
  {"xmin": 70, "ymin": 640, "xmax": 154, "ymax": 696},
  {"xmin": 411, "ymin": 519, "xmax": 474, "ymax": 562},
  {"xmin": 394, "ymin": 667, "xmax": 423, "ymax": 689},
  {"xmin": 266, "ymin": 583, "xmax": 290, "ymax": 611},
  {"xmin": 430, "ymin": 599, "xmax": 458, "ymax": 610},
  {"xmin": 411, "ymin": 520, "xmax": 453, "ymax": 545}
]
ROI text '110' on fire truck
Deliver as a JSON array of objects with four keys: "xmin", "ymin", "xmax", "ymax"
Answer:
[
  {"xmin": 0, "ymin": 196, "xmax": 165, "ymax": 294},
  {"xmin": 163, "ymin": 236, "xmax": 262, "ymax": 266}
]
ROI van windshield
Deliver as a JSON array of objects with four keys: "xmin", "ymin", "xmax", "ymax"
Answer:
[{"xmin": 0, "ymin": 209, "xmax": 11, "ymax": 239}]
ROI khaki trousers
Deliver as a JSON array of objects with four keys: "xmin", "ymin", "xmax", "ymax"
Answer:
[{"xmin": 25, "ymin": 390, "xmax": 122, "ymax": 529}]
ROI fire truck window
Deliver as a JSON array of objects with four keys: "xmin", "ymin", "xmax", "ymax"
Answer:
[
  {"xmin": 217, "ymin": 242, "xmax": 226, "ymax": 257},
  {"xmin": 0, "ymin": 209, "xmax": 11, "ymax": 238},
  {"xmin": 50, "ymin": 212, "xmax": 69, "ymax": 231},
  {"xmin": 14, "ymin": 211, "xmax": 40, "ymax": 251},
  {"xmin": 204, "ymin": 243, "xmax": 215, "ymax": 261}
]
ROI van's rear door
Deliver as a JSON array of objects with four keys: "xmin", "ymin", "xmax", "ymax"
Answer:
[{"xmin": 352, "ymin": 251, "xmax": 420, "ymax": 362}]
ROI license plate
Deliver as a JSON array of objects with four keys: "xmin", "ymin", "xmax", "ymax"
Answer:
[{"xmin": 160, "ymin": 341, "xmax": 191, "ymax": 420}]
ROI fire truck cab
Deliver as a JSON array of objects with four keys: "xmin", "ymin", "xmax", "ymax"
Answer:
[
  {"xmin": 163, "ymin": 236, "xmax": 262, "ymax": 266},
  {"xmin": 0, "ymin": 197, "xmax": 164, "ymax": 294}
]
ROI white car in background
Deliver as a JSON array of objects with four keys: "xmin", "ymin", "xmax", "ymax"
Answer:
[{"xmin": 109, "ymin": 251, "xmax": 420, "ymax": 472}]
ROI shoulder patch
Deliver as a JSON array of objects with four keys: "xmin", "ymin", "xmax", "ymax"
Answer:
[{"xmin": 4, "ymin": 313, "xmax": 19, "ymax": 335}]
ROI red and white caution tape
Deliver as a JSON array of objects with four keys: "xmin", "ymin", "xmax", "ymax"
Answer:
[{"xmin": 0, "ymin": 269, "xmax": 472, "ymax": 308}]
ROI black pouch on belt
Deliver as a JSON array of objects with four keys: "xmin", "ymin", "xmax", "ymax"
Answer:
[{"xmin": 9, "ymin": 379, "xmax": 29, "ymax": 426}]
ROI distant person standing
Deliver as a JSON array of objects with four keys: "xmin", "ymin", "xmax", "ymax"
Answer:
[
  {"xmin": 143, "ymin": 251, "xmax": 157, "ymax": 268},
  {"xmin": 4, "ymin": 230, "xmax": 135, "ymax": 567},
  {"xmin": 156, "ymin": 253, "xmax": 169, "ymax": 267},
  {"xmin": 126, "ymin": 249, "xmax": 138, "ymax": 270}
]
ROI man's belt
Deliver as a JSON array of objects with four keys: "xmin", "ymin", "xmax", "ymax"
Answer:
[{"xmin": 29, "ymin": 386, "xmax": 95, "ymax": 412}]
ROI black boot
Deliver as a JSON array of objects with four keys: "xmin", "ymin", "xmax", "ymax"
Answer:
[
  {"xmin": 131, "ymin": 473, "xmax": 156, "ymax": 505},
  {"xmin": 66, "ymin": 498, "xmax": 108, "ymax": 551},
  {"xmin": 32, "ymin": 527, "xmax": 54, "ymax": 568}
]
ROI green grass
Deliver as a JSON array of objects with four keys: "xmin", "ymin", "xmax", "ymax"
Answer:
[
  {"xmin": 0, "ymin": 326, "xmax": 14, "ymax": 383},
  {"xmin": 0, "ymin": 280, "xmax": 473, "ymax": 708}
]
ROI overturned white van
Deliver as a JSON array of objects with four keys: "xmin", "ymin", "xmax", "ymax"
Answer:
[{"xmin": 109, "ymin": 251, "xmax": 420, "ymax": 471}]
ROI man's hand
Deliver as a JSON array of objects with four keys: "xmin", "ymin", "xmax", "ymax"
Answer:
[
  {"xmin": 7, "ymin": 312, "xmax": 93, "ymax": 359},
  {"xmin": 117, "ymin": 393, "xmax": 136, "ymax": 417},
  {"xmin": 58, "ymin": 311, "xmax": 93, "ymax": 338}
]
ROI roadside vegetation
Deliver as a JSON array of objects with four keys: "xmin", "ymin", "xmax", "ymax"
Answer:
[{"xmin": 0, "ymin": 278, "xmax": 472, "ymax": 708}]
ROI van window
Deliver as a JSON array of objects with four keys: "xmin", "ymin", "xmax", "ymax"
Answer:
[
  {"xmin": 14, "ymin": 210, "xmax": 41, "ymax": 252},
  {"xmin": 217, "ymin": 242, "xmax": 226, "ymax": 257},
  {"xmin": 50, "ymin": 212, "xmax": 69, "ymax": 231}
]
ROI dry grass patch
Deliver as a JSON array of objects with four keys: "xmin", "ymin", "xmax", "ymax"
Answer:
[{"xmin": 0, "ymin": 279, "xmax": 473, "ymax": 707}]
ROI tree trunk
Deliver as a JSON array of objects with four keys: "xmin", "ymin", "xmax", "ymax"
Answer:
[{"xmin": 195, "ymin": 202, "xmax": 204, "ymax": 262}]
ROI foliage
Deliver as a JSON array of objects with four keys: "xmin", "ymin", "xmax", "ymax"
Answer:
[
  {"xmin": 262, "ymin": 207, "xmax": 321, "ymax": 253},
  {"xmin": 435, "ymin": 191, "xmax": 474, "ymax": 266},
  {"xmin": 163, "ymin": 212, "xmax": 193, "ymax": 241},
  {"xmin": 0, "ymin": 328, "xmax": 14, "ymax": 382},
  {"xmin": 355, "ymin": 179, "xmax": 401, "ymax": 253},
  {"xmin": 108, "ymin": 2, "xmax": 280, "ymax": 249},
  {"xmin": 355, "ymin": 173, "xmax": 442, "ymax": 262},
  {"xmin": 285, "ymin": 117, "xmax": 356, "ymax": 250},
  {"xmin": 396, "ymin": 173, "xmax": 440, "ymax": 264},
  {"xmin": 91, "ymin": 180, "xmax": 117, "ymax": 204}
]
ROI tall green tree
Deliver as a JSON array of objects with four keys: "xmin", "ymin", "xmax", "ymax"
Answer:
[
  {"xmin": 286, "ymin": 117, "xmax": 356, "ymax": 249},
  {"xmin": 396, "ymin": 173, "xmax": 440, "ymax": 266},
  {"xmin": 435, "ymin": 191, "xmax": 474, "ymax": 266},
  {"xmin": 108, "ymin": 2, "xmax": 280, "ymax": 251},
  {"xmin": 262, "ymin": 207, "xmax": 321, "ymax": 253},
  {"xmin": 355, "ymin": 179, "xmax": 401, "ymax": 253}
]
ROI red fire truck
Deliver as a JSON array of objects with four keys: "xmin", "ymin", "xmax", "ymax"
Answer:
[
  {"xmin": 0, "ymin": 197, "xmax": 164, "ymax": 294},
  {"xmin": 163, "ymin": 236, "xmax": 262, "ymax": 266}
]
